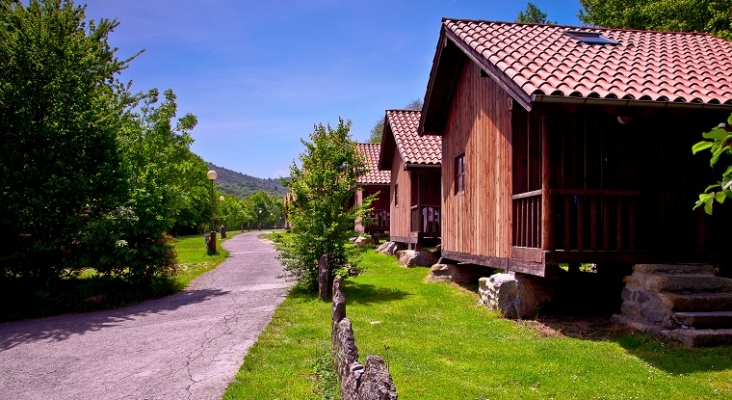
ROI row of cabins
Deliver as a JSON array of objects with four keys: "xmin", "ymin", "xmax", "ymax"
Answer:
[{"xmin": 355, "ymin": 18, "xmax": 732, "ymax": 278}]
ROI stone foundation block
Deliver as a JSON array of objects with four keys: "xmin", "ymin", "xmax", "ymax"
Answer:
[{"xmin": 396, "ymin": 249, "xmax": 437, "ymax": 267}]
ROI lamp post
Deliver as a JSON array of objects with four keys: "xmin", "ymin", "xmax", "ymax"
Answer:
[
  {"xmin": 258, "ymin": 209, "xmax": 262, "ymax": 231},
  {"xmin": 207, "ymin": 170, "xmax": 217, "ymax": 254},
  {"xmin": 218, "ymin": 195, "xmax": 226, "ymax": 238}
]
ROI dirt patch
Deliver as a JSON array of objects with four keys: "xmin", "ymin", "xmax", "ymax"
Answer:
[{"xmin": 520, "ymin": 314, "xmax": 634, "ymax": 340}]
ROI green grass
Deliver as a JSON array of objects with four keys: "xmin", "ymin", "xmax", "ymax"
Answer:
[
  {"xmin": 224, "ymin": 249, "xmax": 732, "ymax": 400},
  {"xmin": 0, "ymin": 231, "xmax": 243, "ymax": 322}
]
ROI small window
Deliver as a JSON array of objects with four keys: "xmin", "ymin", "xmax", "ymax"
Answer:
[
  {"xmin": 455, "ymin": 154, "xmax": 466, "ymax": 195},
  {"xmin": 563, "ymin": 30, "xmax": 619, "ymax": 45},
  {"xmin": 394, "ymin": 184, "xmax": 399, "ymax": 207}
]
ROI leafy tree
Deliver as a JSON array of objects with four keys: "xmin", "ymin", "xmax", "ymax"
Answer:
[
  {"xmin": 0, "ymin": 0, "xmax": 131, "ymax": 283},
  {"xmin": 692, "ymin": 114, "xmax": 732, "ymax": 214},
  {"xmin": 86, "ymin": 88, "xmax": 208, "ymax": 280},
  {"xmin": 246, "ymin": 190, "xmax": 284, "ymax": 229},
  {"xmin": 517, "ymin": 2, "xmax": 556, "ymax": 24},
  {"xmin": 578, "ymin": 0, "xmax": 732, "ymax": 39},
  {"xmin": 368, "ymin": 98, "xmax": 423, "ymax": 143},
  {"xmin": 278, "ymin": 119, "xmax": 373, "ymax": 292}
]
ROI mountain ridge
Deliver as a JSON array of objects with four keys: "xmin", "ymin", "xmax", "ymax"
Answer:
[{"xmin": 207, "ymin": 162, "xmax": 288, "ymax": 198}]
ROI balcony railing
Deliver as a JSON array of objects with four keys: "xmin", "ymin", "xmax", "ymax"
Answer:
[
  {"xmin": 512, "ymin": 189, "xmax": 641, "ymax": 251},
  {"xmin": 410, "ymin": 204, "xmax": 441, "ymax": 235},
  {"xmin": 365, "ymin": 209, "xmax": 390, "ymax": 232}
]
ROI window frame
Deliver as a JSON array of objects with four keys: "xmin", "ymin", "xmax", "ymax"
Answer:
[{"xmin": 455, "ymin": 153, "xmax": 466, "ymax": 195}]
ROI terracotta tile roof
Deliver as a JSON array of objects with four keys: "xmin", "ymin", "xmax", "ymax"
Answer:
[
  {"xmin": 356, "ymin": 143, "xmax": 390, "ymax": 185},
  {"xmin": 443, "ymin": 19, "xmax": 732, "ymax": 109},
  {"xmin": 385, "ymin": 110, "xmax": 441, "ymax": 166}
]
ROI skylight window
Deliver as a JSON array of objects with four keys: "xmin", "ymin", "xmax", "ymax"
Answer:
[{"xmin": 564, "ymin": 30, "xmax": 619, "ymax": 45}]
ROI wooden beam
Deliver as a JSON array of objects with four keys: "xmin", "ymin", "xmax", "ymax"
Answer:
[{"xmin": 541, "ymin": 117, "xmax": 553, "ymax": 250}]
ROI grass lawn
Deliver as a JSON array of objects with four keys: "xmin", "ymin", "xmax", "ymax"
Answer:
[
  {"xmin": 224, "ymin": 248, "xmax": 732, "ymax": 400},
  {"xmin": 0, "ymin": 231, "xmax": 243, "ymax": 322}
]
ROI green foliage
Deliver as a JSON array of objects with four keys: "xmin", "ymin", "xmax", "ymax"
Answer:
[
  {"xmin": 517, "ymin": 2, "xmax": 556, "ymax": 24},
  {"xmin": 277, "ymin": 118, "xmax": 372, "ymax": 292},
  {"xmin": 0, "ymin": 0, "xmax": 130, "ymax": 283},
  {"xmin": 369, "ymin": 98, "xmax": 423, "ymax": 143},
  {"xmin": 578, "ymin": 0, "xmax": 732, "ymax": 39},
  {"xmin": 84, "ymin": 88, "xmax": 210, "ymax": 280},
  {"xmin": 692, "ymin": 114, "xmax": 732, "ymax": 214},
  {"xmin": 0, "ymin": 0, "xmax": 213, "ymax": 289}
]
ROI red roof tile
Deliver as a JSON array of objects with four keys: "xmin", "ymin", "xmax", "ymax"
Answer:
[
  {"xmin": 385, "ymin": 110, "xmax": 441, "ymax": 165},
  {"xmin": 443, "ymin": 19, "xmax": 732, "ymax": 109},
  {"xmin": 356, "ymin": 143, "xmax": 390, "ymax": 185}
]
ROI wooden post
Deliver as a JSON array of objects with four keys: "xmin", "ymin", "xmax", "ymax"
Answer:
[
  {"xmin": 541, "ymin": 117, "xmax": 554, "ymax": 251},
  {"xmin": 207, "ymin": 231, "xmax": 217, "ymax": 255}
]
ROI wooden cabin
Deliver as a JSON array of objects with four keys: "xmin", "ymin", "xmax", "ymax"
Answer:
[
  {"xmin": 378, "ymin": 109, "xmax": 442, "ymax": 248},
  {"xmin": 355, "ymin": 143, "xmax": 391, "ymax": 234},
  {"xmin": 420, "ymin": 19, "xmax": 732, "ymax": 277}
]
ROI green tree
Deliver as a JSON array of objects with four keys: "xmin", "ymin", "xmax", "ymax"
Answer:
[
  {"xmin": 578, "ymin": 0, "xmax": 732, "ymax": 39},
  {"xmin": 90, "ymin": 88, "xmax": 208, "ymax": 279},
  {"xmin": 368, "ymin": 98, "xmax": 423, "ymax": 143},
  {"xmin": 517, "ymin": 2, "xmax": 556, "ymax": 24},
  {"xmin": 692, "ymin": 114, "xmax": 732, "ymax": 214},
  {"xmin": 278, "ymin": 118, "xmax": 372, "ymax": 292},
  {"xmin": 0, "ymin": 0, "xmax": 130, "ymax": 283}
]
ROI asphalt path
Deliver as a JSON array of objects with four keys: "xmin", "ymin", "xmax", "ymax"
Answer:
[{"xmin": 0, "ymin": 231, "xmax": 291, "ymax": 400}]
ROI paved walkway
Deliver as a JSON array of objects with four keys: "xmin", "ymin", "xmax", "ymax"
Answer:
[{"xmin": 0, "ymin": 231, "xmax": 291, "ymax": 400}]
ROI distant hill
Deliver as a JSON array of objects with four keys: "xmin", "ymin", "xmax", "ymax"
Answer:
[{"xmin": 208, "ymin": 162, "xmax": 288, "ymax": 198}]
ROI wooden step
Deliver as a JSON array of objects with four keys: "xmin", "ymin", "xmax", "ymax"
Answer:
[
  {"xmin": 659, "ymin": 292, "xmax": 732, "ymax": 312},
  {"xmin": 661, "ymin": 328, "xmax": 732, "ymax": 347},
  {"xmin": 672, "ymin": 312, "xmax": 732, "ymax": 329},
  {"xmin": 627, "ymin": 274, "xmax": 732, "ymax": 294},
  {"xmin": 633, "ymin": 264, "xmax": 715, "ymax": 275}
]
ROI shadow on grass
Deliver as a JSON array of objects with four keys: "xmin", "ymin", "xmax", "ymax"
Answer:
[
  {"xmin": 0, "ymin": 287, "xmax": 229, "ymax": 351},
  {"xmin": 523, "ymin": 313, "xmax": 732, "ymax": 374},
  {"xmin": 342, "ymin": 281, "xmax": 412, "ymax": 305},
  {"xmin": 613, "ymin": 334, "xmax": 732, "ymax": 374},
  {"xmin": 281, "ymin": 279, "xmax": 412, "ymax": 306}
]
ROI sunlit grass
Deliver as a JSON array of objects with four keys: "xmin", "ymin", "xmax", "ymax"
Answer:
[{"xmin": 224, "ymin": 249, "xmax": 732, "ymax": 400}]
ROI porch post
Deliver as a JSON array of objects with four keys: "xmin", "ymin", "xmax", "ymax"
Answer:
[
  {"xmin": 541, "ymin": 117, "xmax": 554, "ymax": 251},
  {"xmin": 354, "ymin": 188, "xmax": 364, "ymax": 233}
]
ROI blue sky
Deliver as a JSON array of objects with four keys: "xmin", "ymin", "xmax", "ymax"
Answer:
[{"xmin": 83, "ymin": 0, "xmax": 583, "ymax": 178}]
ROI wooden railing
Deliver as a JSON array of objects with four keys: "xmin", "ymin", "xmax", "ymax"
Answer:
[
  {"xmin": 365, "ymin": 209, "xmax": 390, "ymax": 232},
  {"xmin": 512, "ymin": 190, "xmax": 542, "ymax": 248},
  {"xmin": 552, "ymin": 189, "xmax": 641, "ymax": 252},
  {"xmin": 410, "ymin": 204, "xmax": 441, "ymax": 235},
  {"xmin": 512, "ymin": 189, "xmax": 642, "ymax": 251}
]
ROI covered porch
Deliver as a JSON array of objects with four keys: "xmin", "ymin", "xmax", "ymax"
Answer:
[{"xmin": 509, "ymin": 104, "xmax": 732, "ymax": 276}]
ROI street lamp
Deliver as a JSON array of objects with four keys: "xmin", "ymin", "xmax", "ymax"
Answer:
[
  {"xmin": 207, "ymin": 170, "xmax": 217, "ymax": 254},
  {"xmin": 218, "ymin": 195, "xmax": 226, "ymax": 238}
]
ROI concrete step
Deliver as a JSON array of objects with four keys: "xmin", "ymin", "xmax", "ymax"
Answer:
[
  {"xmin": 672, "ymin": 312, "xmax": 732, "ymax": 329},
  {"xmin": 633, "ymin": 264, "xmax": 715, "ymax": 275},
  {"xmin": 659, "ymin": 292, "xmax": 732, "ymax": 312},
  {"xmin": 626, "ymin": 274, "xmax": 732, "ymax": 294},
  {"xmin": 661, "ymin": 328, "xmax": 732, "ymax": 347}
]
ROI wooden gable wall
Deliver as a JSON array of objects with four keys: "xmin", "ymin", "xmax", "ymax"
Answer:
[
  {"xmin": 442, "ymin": 59, "xmax": 513, "ymax": 260},
  {"xmin": 389, "ymin": 148, "xmax": 412, "ymax": 242}
]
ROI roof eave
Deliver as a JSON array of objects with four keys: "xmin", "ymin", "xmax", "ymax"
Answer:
[
  {"xmin": 404, "ymin": 163, "xmax": 442, "ymax": 170},
  {"xmin": 531, "ymin": 94, "xmax": 732, "ymax": 110}
]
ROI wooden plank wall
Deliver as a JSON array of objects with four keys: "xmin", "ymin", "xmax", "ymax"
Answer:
[
  {"xmin": 389, "ymin": 150, "xmax": 412, "ymax": 241},
  {"xmin": 442, "ymin": 60, "xmax": 513, "ymax": 259}
]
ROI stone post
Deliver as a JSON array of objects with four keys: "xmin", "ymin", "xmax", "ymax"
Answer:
[{"xmin": 318, "ymin": 253, "xmax": 329, "ymax": 300}]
